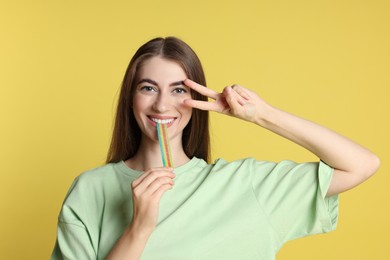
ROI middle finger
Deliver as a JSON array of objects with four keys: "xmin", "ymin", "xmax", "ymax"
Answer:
[{"xmin": 184, "ymin": 79, "xmax": 219, "ymax": 100}]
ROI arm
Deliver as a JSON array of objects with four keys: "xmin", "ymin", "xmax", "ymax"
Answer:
[
  {"xmin": 107, "ymin": 167, "xmax": 175, "ymax": 259},
  {"xmin": 183, "ymin": 79, "xmax": 380, "ymax": 196}
]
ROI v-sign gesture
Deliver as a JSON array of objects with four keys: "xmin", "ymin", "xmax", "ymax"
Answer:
[{"xmin": 183, "ymin": 79, "xmax": 267, "ymax": 124}]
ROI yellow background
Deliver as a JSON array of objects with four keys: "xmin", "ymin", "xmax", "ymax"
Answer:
[{"xmin": 1, "ymin": 0, "xmax": 389, "ymax": 259}]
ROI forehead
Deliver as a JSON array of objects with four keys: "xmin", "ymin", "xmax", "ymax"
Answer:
[{"xmin": 138, "ymin": 56, "xmax": 187, "ymax": 83}]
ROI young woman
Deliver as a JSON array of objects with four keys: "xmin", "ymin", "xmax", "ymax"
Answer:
[{"xmin": 51, "ymin": 37, "xmax": 380, "ymax": 260}]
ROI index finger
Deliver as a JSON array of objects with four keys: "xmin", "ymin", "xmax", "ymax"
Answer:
[
  {"xmin": 132, "ymin": 167, "xmax": 174, "ymax": 187},
  {"xmin": 184, "ymin": 79, "xmax": 219, "ymax": 100}
]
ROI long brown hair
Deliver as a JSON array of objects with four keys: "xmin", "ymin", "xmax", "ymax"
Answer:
[{"xmin": 106, "ymin": 37, "xmax": 210, "ymax": 164}]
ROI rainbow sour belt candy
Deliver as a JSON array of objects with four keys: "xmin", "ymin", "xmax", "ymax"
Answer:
[{"xmin": 156, "ymin": 122, "xmax": 174, "ymax": 167}]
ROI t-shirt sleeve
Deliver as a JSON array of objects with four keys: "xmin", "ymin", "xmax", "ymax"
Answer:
[
  {"xmin": 250, "ymin": 159, "xmax": 338, "ymax": 247},
  {"xmin": 51, "ymin": 219, "xmax": 96, "ymax": 260},
  {"xmin": 51, "ymin": 177, "xmax": 98, "ymax": 260}
]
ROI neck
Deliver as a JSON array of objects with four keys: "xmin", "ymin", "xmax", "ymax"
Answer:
[{"xmin": 125, "ymin": 135, "xmax": 190, "ymax": 171}]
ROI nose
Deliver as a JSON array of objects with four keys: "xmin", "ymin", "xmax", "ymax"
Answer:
[{"xmin": 152, "ymin": 91, "xmax": 171, "ymax": 113}]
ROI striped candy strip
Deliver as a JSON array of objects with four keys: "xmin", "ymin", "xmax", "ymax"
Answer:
[{"xmin": 156, "ymin": 122, "xmax": 174, "ymax": 167}]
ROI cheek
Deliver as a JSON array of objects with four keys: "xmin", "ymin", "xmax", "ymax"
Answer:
[
  {"xmin": 132, "ymin": 98, "xmax": 145, "ymax": 123},
  {"xmin": 132, "ymin": 110, "xmax": 143, "ymax": 128},
  {"xmin": 133, "ymin": 94, "xmax": 150, "ymax": 112},
  {"xmin": 182, "ymin": 106, "xmax": 193, "ymax": 122},
  {"xmin": 178, "ymin": 99, "xmax": 192, "ymax": 114}
]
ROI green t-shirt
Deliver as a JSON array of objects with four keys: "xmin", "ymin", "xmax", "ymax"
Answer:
[{"xmin": 51, "ymin": 157, "xmax": 338, "ymax": 260}]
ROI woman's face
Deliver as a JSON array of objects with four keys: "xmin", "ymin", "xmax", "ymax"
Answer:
[{"xmin": 133, "ymin": 56, "xmax": 192, "ymax": 145}]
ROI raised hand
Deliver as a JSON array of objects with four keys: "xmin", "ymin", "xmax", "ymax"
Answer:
[{"xmin": 183, "ymin": 79, "xmax": 268, "ymax": 124}]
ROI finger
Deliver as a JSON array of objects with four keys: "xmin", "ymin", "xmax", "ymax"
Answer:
[
  {"xmin": 224, "ymin": 86, "xmax": 244, "ymax": 104},
  {"xmin": 224, "ymin": 86, "xmax": 243, "ymax": 113},
  {"xmin": 132, "ymin": 168, "xmax": 174, "ymax": 189},
  {"xmin": 232, "ymin": 84, "xmax": 251, "ymax": 101},
  {"xmin": 138, "ymin": 169, "xmax": 175, "ymax": 190},
  {"xmin": 147, "ymin": 177, "xmax": 174, "ymax": 195},
  {"xmin": 183, "ymin": 98, "xmax": 224, "ymax": 112},
  {"xmin": 133, "ymin": 174, "xmax": 173, "ymax": 197},
  {"xmin": 229, "ymin": 87, "xmax": 247, "ymax": 106},
  {"xmin": 132, "ymin": 167, "xmax": 173, "ymax": 187},
  {"xmin": 152, "ymin": 183, "xmax": 173, "ymax": 200},
  {"xmin": 184, "ymin": 79, "xmax": 219, "ymax": 100}
]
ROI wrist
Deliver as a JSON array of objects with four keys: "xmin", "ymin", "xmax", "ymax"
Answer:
[
  {"xmin": 254, "ymin": 102, "xmax": 276, "ymax": 128},
  {"xmin": 126, "ymin": 222, "xmax": 154, "ymax": 242},
  {"xmin": 106, "ymin": 221, "xmax": 153, "ymax": 259}
]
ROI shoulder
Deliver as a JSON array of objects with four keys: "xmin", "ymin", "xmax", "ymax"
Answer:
[
  {"xmin": 71, "ymin": 163, "xmax": 118, "ymax": 187},
  {"xmin": 78, "ymin": 163, "xmax": 118, "ymax": 180},
  {"xmin": 210, "ymin": 157, "xmax": 277, "ymax": 172},
  {"xmin": 209, "ymin": 158, "xmax": 322, "ymax": 176},
  {"xmin": 59, "ymin": 163, "xmax": 125, "ymax": 220},
  {"xmin": 63, "ymin": 162, "xmax": 125, "ymax": 202}
]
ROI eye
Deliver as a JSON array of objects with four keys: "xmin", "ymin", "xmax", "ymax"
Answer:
[
  {"xmin": 172, "ymin": 87, "xmax": 188, "ymax": 94},
  {"xmin": 140, "ymin": 86, "xmax": 157, "ymax": 92}
]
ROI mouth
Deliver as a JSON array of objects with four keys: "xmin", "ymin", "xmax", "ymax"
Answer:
[{"xmin": 148, "ymin": 116, "xmax": 176, "ymax": 127}]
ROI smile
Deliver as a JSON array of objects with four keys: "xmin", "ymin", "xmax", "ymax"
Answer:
[{"xmin": 150, "ymin": 117, "xmax": 175, "ymax": 124}]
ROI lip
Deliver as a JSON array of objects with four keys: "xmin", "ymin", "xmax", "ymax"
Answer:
[{"xmin": 147, "ymin": 115, "xmax": 177, "ymax": 127}]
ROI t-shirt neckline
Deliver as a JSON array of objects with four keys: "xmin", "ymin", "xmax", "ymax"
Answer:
[{"xmin": 116, "ymin": 157, "xmax": 203, "ymax": 177}]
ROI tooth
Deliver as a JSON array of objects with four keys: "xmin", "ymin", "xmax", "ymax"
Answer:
[{"xmin": 151, "ymin": 118, "xmax": 173, "ymax": 124}]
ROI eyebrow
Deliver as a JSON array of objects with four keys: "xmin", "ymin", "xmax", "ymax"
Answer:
[{"xmin": 137, "ymin": 78, "xmax": 185, "ymax": 87}]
